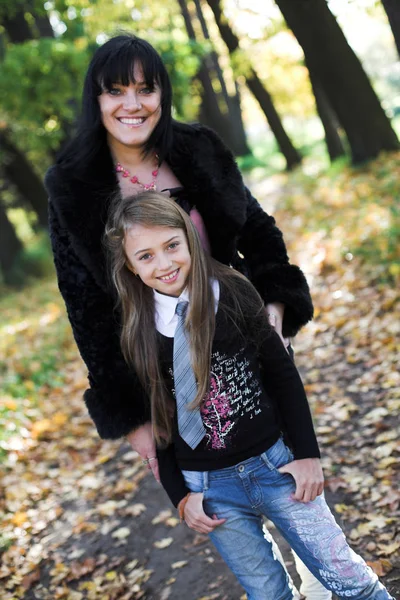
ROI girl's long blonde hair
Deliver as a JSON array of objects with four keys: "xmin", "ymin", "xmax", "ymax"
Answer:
[{"xmin": 105, "ymin": 191, "xmax": 267, "ymax": 445}]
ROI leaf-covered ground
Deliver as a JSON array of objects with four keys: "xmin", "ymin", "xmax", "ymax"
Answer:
[{"xmin": 1, "ymin": 153, "xmax": 399, "ymax": 599}]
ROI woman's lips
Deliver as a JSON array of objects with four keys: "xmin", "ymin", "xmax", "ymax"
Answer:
[{"xmin": 117, "ymin": 117, "xmax": 146, "ymax": 126}]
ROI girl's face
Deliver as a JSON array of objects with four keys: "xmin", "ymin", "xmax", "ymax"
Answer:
[
  {"xmin": 125, "ymin": 224, "xmax": 191, "ymax": 297},
  {"xmin": 98, "ymin": 62, "xmax": 162, "ymax": 152}
]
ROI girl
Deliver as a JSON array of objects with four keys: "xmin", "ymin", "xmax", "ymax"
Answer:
[{"xmin": 105, "ymin": 191, "xmax": 393, "ymax": 600}]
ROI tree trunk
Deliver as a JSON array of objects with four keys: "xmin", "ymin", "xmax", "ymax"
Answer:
[
  {"xmin": 381, "ymin": 0, "xmax": 400, "ymax": 58},
  {"xmin": 2, "ymin": 8, "xmax": 33, "ymax": 43},
  {"xmin": 275, "ymin": 0, "xmax": 399, "ymax": 164},
  {"xmin": 33, "ymin": 13, "xmax": 54, "ymax": 38},
  {"xmin": 193, "ymin": 0, "xmax": 249, "ymax": 156},
  {"xmin": 1, "ymin": 130, "xmax": 49, "ymax": 230},
  {"xmin": 2, "ymin": 2, "xmax": 54, "ymax": 42},
  {"xmin": 308, "ymin": 66, "xmax": 346, "ymax": 161},
  {"xmin": 0, "ymin": 199, "xmax": 23, "ymax": 285},
  {"xmin": 178, "ymin": 0, "xmax": 249, "ymax": 155},
  {"xmin": 206, "ymin": 0, "xmax": 302, "ymax": 170}
]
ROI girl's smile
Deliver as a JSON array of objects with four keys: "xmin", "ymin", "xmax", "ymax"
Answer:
[{"xmin": 124, "ymin": 225, "xmax": 191, "ymax": 297}]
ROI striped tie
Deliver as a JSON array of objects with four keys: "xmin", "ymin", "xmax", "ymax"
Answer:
[{"xmin": 173, "ymin": 301, "xmax": 206, "ymax": 449}]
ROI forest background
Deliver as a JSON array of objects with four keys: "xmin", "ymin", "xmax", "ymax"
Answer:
[{"xmin": 0, "ymin": 0, "xmax": 399, "ymax": 598}]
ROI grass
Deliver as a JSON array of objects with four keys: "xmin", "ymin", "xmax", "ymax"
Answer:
[{"xmin": 0, "ymin": 278, "xmax": 75, "ymax": 462}]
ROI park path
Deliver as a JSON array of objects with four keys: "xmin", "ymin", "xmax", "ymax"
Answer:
[{"xmin": 1, "ymin": 174, "xmax": 399, "ymax": 599}]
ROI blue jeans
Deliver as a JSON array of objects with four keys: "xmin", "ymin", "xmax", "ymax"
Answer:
[{"xmin": 182, "ymin": 438, "xmax": 393, "ymax": 600}]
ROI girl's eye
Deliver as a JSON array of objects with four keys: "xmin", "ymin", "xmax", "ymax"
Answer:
[
  {"xmin": 139, "ymin": 253, "xmax": 152, "ymax": 261},
  {"xmin": 168, "ymin": 242, "xmax": 179, "ymax": 250},
  {"xmin": 140, "ymin": 87, "xmax": 153, "ymax": 95},
  {"xmin": 108, "ymin": 87, "xmax": 122, "ymax": 96}
]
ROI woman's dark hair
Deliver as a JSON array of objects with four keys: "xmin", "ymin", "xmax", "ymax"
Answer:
[{"xmin": 58, "ymin": 34, "xmax": 173, "ymax": 171}]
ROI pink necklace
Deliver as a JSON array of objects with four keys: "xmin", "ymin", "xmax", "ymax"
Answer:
[{"xmin": 115, "ymin": 155, "xmax": 159, "ymax": 191}]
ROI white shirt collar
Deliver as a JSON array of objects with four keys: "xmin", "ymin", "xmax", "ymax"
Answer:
[
  {"xmin": 154, "ymin": 280, "xmax": 220, "ymax": 337},
  {"xmin": 154, "ymin": 287, "xmax": 190, "ymax": 327}
]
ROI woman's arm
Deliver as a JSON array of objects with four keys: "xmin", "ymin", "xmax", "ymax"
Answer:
[
  {"xmin": 237, "ymin": 188, "xmax": 313, "ymax": 338},
  {"xmin": 195, "ymin": 124, "xmax": 313, "ymax": 337},
  {"xmin": 49, "ymin": 202, "xmax": 151, "ymax": 439}
]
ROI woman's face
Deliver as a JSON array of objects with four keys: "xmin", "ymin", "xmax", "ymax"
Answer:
[{"xmin": 98, "ymin": 62, "xmax": 162, "ymax": 153}]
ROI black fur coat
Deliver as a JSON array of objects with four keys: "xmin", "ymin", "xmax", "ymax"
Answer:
[{"xmin": 45, "ymin": 121, "xmax": 313, "ymax": 440}]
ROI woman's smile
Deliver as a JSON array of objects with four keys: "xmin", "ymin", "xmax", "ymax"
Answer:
[
  {"xmin": 98, "ymin": 62, "xmax": 162, "ymax": 151},
  {"xmin": 117, "ymin": 117, "xmax": 147, "ymax": 126}
]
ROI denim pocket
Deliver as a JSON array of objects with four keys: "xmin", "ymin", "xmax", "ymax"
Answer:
[
  {"xmin": 181, "ymin": 469, "xmax": 205, "ymax": 494},
  {"xmin": 262, "ymin": 438, "xmax": 294, "ymax": 472}
]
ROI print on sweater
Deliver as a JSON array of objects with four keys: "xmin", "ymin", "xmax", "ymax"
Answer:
[{"xmin": 200, "ymin": 349, "xmax": 264, "ymax": 450}]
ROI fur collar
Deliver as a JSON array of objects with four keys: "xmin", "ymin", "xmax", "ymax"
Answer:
[{"xmin": 46, "ymin": 121, "xmax": 248, "ymax": 291}]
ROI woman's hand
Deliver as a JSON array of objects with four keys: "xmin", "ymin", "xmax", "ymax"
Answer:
[
  {"xmin": 265, "ymin": 302, "xmax": 290, "ymax": 350},
  {"xmin": 183, "ymin": 493, "xmax": 226, "ymax": 534},
  {"xmin": 278, "ymin": 458, "xmax": 324, "ymax": 503},
  {"xmin": 126, "ymin": 422, "xmax": 160, "ymax": 483}
]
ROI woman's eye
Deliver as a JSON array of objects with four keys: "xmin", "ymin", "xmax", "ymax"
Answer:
[
  {"xmin": 168, "ymin": 242, "xmax": 179, "ymax": 250},
  {"xmin": 139, "ymin": 253, "xmax": 151, "ymax": 261},
  {"xmin": 140, "ymin": 87, "xmax": 153, "ymax": 94},
  {"xmin": 108, "ymin": 87, "xmax": 122, "ymax": 96}
]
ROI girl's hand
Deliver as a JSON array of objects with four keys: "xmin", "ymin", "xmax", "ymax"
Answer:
[
  {"xmin": 183, "ymin": 493, "xmax": 226, "ymax": 534},
  {"xmin": 126, "ymin": 422, "xmax": 160, "ymax": 483},
  {"xmin": 265, "ymin": 302, "xmax": 290, "ymax": 351},
  {"xmin": 278, "ymin": 458, "xmax": 324, "ymax": 503}
]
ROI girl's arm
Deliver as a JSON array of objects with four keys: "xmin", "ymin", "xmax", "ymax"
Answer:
[
  {"xmin": 258, "ymin": 327, "xmax": 320, "ymax": 460},
  {"xmin": 157, "ymin": 445, "xmax": 226, "ymax": 531},
  {"xmin": 259, "ymin": 328, "xmax": 324, "ymax": 502},
  {"xmin": 49, "ymin": 202, "xmax": 151, "ymax": 439},
  {"xmin": 156, "ymin": 444, "xmax": 190, "ymax": 508}
]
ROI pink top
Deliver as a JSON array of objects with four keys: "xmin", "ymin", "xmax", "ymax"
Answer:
[
  {"xmin": 190, "ymin": 207, "xmax": 211, "ymax": 253},
  {"xmin": 163, "ymin": 186, "xmax": 211, "ymax": 253}
]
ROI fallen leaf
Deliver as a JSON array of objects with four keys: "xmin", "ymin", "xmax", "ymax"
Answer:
[
  {"xmin": 21, "ymin": 568, "xmax": 40, "ymax": 590},
  {"xmin": 366, "ymin": 558, "xmax": 393, "ymax": 577},
  {"xmin": 171, "ymin": 560, "xmax": 188, "ymax": 569},
  {"xmin": 154, "ymin": 537, "xmax": 174, "ymax": 549},
  {"xmin": 111, "ymin": 527, "xmax": 131, "ymax": 540}
]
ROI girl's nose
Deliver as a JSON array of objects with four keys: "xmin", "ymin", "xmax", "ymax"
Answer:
[{"xmin": 157, "ymin": 253, "xmax": 173, "ymax": 271}]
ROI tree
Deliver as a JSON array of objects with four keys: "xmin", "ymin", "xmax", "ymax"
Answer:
[
  {"xmin": 381, "ymin": 0, "xmax": 400, "ymax": 58},
  {"xmin": 0, "ymin": 191, "xmax": 23, "ymax": 285},
  {"xmin": 178, "ymin": 0, "xmax": 249, "ymax": 155},
  {"xmin": 307, "ymin": 65, "xmax": 345, "ymax": 162},
  {"xmin": 206, "ymin": 0, "xmax": 302, "ymax": 170},
  {"xmin": 275, "ymin": 0, "xmax": 399, "ymax": 164},
  {"xmin": 1, "ymin": 129, "xmax": 49, "ymax": 230},
  {"xmin": 1, "ymin": 2, "xmax": 55, "ymax": 230}
]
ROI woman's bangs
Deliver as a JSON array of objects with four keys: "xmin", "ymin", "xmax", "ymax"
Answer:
[{"xmin": 96, "ymin": 45, "xmax": 160, "ymax": 92}]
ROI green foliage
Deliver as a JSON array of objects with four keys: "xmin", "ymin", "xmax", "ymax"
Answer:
[
  {"xmin": 156, "ymin": 36, "xmax": 207, "ymax": 119},
  {"xmin": 0, "ymin": 279, "xmax": 73, "ymax": 462},
  {"xmin": 0, "ymin": 231, "xmax": 54, "ymax": 289},
  {"xmin": 0, "ymin": 38, "xmax": 90, "ymax": 156},
  {"xmin": 14, "ymin": 232, "xmax": 55, "ymax": 279},
  {"xmin": 277, "ymin": 151, "xmax": 400, "ymax": 282}
]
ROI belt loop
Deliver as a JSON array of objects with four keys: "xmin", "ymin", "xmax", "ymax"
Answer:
[
  {"xmin": 203, "ymin": 471, "xmax": 209, "ymax": 491},
  {"xmin": 261, "ymin": 451, "xmax": 274, "ymax": 471}
]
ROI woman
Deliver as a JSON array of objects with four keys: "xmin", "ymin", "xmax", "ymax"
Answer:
[{"xmin": 45, "ymin": 34, "xmax": 327, "ymax": 598}]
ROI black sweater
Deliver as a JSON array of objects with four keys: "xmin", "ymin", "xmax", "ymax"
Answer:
[
  {"xmin": 157, "ymin": 285, "xmax": 320, "ymax": 508},
  {"xmin": 45, "ymin": 120, "xmax": 314, "ymax": 440}
]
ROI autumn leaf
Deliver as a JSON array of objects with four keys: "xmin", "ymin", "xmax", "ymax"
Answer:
[
  {"xmin": 154, "ymin": 537, "xmax": 174, "ymax": 549},
  {"xmin": 366, "ymin": 558, "xmax": 393, "ymax": 577}
]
